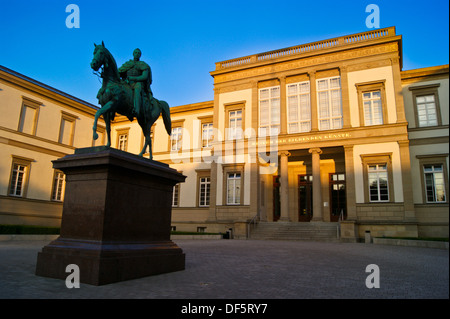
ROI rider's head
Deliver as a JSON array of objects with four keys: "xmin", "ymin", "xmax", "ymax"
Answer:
[{"xmin": 133, "ymin": 48, "xmax": 142, "ymax": 61}]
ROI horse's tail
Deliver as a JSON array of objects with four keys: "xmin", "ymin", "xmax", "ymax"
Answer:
[{"xmin": 159, "ymin": 100, "xmax": 171, "ymax": 135}]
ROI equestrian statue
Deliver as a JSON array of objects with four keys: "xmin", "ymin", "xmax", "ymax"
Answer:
[{"xmin": 90, "ymin": 42, "xmax": 171, "ymax": 158}]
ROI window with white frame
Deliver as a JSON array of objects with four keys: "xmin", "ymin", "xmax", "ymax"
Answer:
[
  {"xmin": 9, "ymin": 163, "xmax": 27, "ymax": 197},
  {"xmin": 287, "ymin": 81, "xmax": 311, "ymax": 133},
  {"xmin": 416, "ymin": 95, "xmax": 438, "ymax": 127},
  {"xmin": 228, "ymin": 110, "xmax": 242, "ymax": 140},
  {"xmin": 199, "ymin": 177, "xmax": 211, "ymax": 207},
  {"xmin": 259, "ymin": 86, "xmax": 280, "ymax": 136},
  {"xmin": 171, "ymin": 127, "xmax": 183, "ymax": 151},
  {"xmin": 363, "ymin": 90, "xmax": 383, "ymax": 126},
  {"xmin": 317, "ymin": 77, "xmax": 342, "ymax": 130},
  {"xmin": 368, "ymin": 164, "xmax": 389, "ymax": 202},
  {"xmin": 202, "ymin": 123, "xmax": 214, "ymax": 147},
  {"xmin": 172, "ymin": 184, "xmax": 179, "ymax": 207},
  {"xmin": 118, "ymin": 133, "xmax": 128, "ymax": 151},
  {"xmin": 227, "ymin": 172, "xmax": 241, "ymax": 205},
  {"xmin": 51, "ymin": 170, "xmax": 65, "ymax": 202},
  {"xmin": 424, "ymin": 164, "xmax": 446, "ymax": 203}
]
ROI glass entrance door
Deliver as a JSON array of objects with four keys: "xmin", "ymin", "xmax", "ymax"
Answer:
[
  {"xmin": 330, "ymin": 173, "xmax": 346, "ymax": 222},
  {"xmin": 273, "ymin": 176, "xmax": 280, "ymax": 221},
  {"xmin": 298, "ymin": 175, "xmax": 313, "ymax": 222}
]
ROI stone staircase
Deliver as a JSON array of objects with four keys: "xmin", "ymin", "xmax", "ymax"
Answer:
[{"xmin": 249, "ymin": 222, "xmax": 340, "ymax": 242}]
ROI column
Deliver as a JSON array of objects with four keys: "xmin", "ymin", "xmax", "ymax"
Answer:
[
  {"xmin": 340, "ymin": 66, "xmax": 352, "ymax": 129},
  {"xmin": 391, "ymin": 57, "xmax": 407, "ymax": 123},
  {"xmin": 343, "ymin": 145, "xmax": 357, "ymax": 220},
  {"xmin": 279, "ymin": 76, "xmax": 287, "ymax": 135},
  {"xmin": 308, "ymin": 71, "xmax": 318, "ymax": 132},
  {"xmin": 398, "ymin": 140, "xmax": 416, "ymax": 222},
  {"xmin": 309, "ymin": 147, "xmax": 323, "ymax": 222},
  {"xmin": 207, "ymin": 159, "xmax": 218, "ymax": 221},
  {"xmin": 279, "ymin": 151, "xmax": 291, "ymax": 221}
]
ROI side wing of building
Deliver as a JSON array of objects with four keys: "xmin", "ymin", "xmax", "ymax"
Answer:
[{"xmin": 0, "ymin": 66, "xmax": 104, "ymax": 226}]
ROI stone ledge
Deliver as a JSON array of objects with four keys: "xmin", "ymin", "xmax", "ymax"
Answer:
[
  {"xmin": 171, "ymin": 235, "xmax": 222, "ymax": 240},
  {"xmin": 373, "ymin": 237, "xmax": 449, "ymax": 250},
  {"xmin": 0, "ymin": 234, "xmax": 59, "ymax": 241}
]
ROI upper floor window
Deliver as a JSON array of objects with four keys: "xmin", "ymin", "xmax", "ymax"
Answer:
[
  {"xmin": 228, "ymin": 110, "xmax": 242, "ymax": 140},
  {"xmin": 356, "ymin": 80, "xmax": 387, "ymax": 127},
  {"xmin": 202, "ymin": 123, "xmax": 214, "ymax": 147},
  {"xmin": 416, "ymin": 95, "xmax": 438, "ymax": 127},
  {"xmin": 58, "ymin": 112, "xmax": 77, "ymax": 146},
  {"xmin": 259, "ymin": 86, "xmax": 280, "ymax": 136},
  {"xmin": 317, "ymin": 77, "xmax": 342, "ymax": 131},
  {"xmin": 171, "ymin": 126, "xmax": 183, "ymax": 151},
  {"xmin": 363, "ymin": 91, "xmax": 383, "ymax": 126},
  {"xmin": 409, "ymin": 84, "xmax": 442, "ymax": 128},
  {"xmin": 287, "ymin": 81, "xmax": 311, "ymax": 133},
  {"xmin": 18, "ymin": 97, "xmax": 41, "ymax": 135}
]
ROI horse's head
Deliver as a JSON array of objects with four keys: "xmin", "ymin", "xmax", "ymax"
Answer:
[{"xmin": 91, "ymin": 41, "xmax": 107, "ymax": 72}]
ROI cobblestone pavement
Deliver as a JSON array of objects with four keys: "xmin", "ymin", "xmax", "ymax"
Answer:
[{"xmin": 0, "ymin": 239, "xmax": 448, "ymax": 299}]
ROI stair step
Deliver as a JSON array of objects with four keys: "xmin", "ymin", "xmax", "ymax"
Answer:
[{"xmin": 250, "ymin": 222, "xmax": 339, "ymax": 242}]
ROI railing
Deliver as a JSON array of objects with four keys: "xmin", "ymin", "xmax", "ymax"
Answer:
[
  {"xmin": 247, "ymin": 213, "xmax": 260, "ymax": 239},
  {"xmin": 337, "ymin": 209, "xmax": 346, "ymax": 239},
  {"xmin": 215, "ymin": 27, "xmax": 396, "ymax": 71}
]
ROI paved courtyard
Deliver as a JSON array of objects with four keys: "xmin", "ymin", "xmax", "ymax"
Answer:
[{"xmin": 0, "ymin": 239, "xmax": 448, "ymax": 299}]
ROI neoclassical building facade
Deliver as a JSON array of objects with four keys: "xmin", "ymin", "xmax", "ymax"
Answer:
[{"xmin": 1, "ymin": 27, "xmax": 448, "ymax": 241}]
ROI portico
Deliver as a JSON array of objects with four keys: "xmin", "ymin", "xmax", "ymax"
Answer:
[{"xmin": 267, "ymin": 146, "xmax": 349, "ymax": 223}]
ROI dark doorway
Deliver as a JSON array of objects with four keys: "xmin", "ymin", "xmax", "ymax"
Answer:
[
  {"xmin": 273, "ymin": 176, "xmax": 280, "ymax": 221},
  {"xmin": 298, "ymin": 175, "xmax": 313, "ymax": 222},
  {"xmin": 329, "ymin": 173, "xmax": 346, "ymax": 222}
]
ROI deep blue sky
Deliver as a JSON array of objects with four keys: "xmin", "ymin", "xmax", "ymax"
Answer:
[{"xmin": 1, "ymin": 0, "xmax": 448, "ymax": 107}]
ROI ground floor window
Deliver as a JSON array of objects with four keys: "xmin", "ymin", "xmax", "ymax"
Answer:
[
  {"xmin": 424, "ymin": 164, "xmax": 446, "ymax": 203},
  {"xmin": 51, "ymin": 170, "xmax": 65, "ymax": 201},
  {"xmin": 368, "ymin": 164, "xmax": 389, "ymax": 202},
  {"xmin": 9, "ymin": 163, "xmax": 27, "ymax": 197},
  {"xmin": 199, "ymin": 177, "xmax": 211, "ymax": 207},
  {"xmin": 227, "ymin": 172, "xmax": 241, "ymax": 205},
  {"xmin": 9, "ymin": 156, "xmax": 33, "ymax": 198},
  {"xmin": 172, "ymin": 184, "xmax": 180, "ymax": 207}
]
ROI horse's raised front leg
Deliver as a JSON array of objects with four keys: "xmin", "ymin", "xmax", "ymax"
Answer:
[
  {"xmin": 92, "ymin": 100, "xmax": 114, "ymax": 145},
  {"xmin": 138, "ymin": 124, "xmax": 152, "ymax": 158},
  {"xmin": 104, "ymin": 112, "xmax": 112, "ymax": 148}
]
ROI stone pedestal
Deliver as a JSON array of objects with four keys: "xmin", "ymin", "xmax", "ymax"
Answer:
[{"xmin": 35, "ymin": 147, "xmax": 186, "ymax": 285}]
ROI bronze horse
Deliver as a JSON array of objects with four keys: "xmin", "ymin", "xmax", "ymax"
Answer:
[{"xmin": 90, "ymin": 42, "xmax": 171, "ymax": 158}]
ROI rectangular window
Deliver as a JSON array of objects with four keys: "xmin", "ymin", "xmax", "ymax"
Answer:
[
  {"xmin": 18, "ymin": 105, "xmax": 38, "ymax": 135},
  {"xmin": 58, "ymin": 112, "xmax": 77, "ymax": 146},
  {"xmin": 171, "ymin": 127, "xmax": 183, "ymax": 151},
  {"xmin": 202, "ymin": 123, "xmax": 214, "ymax": 147},
  {"xmin": 172, "ymin": 184, "xmax": 179, "ymax": 207},
  {"xmin": 51, "ymin": 170, "xmax": 65, "ymax": 202},
  {"xmin": 118, "ymin": 133, "xmax": 128, "ymax": 151},
  {"xmin": 317, "ymin": 77, "xmax": 342, "ymax": 131},
  {"xmin": 287, "ymin": 81, "xmax": 311, "ymax": 133},
  {"xmin": 199, "ymin": 177, "xmax": 211, "ymax": 207},
  {"xmin": 368, "ymin": 164, "xmax": 389, "ymax": 202},
  {"xmin": 9, "ymin": 163, "xmax": 27, "ymax": 197},
  {"xmin": 416, "ymin": 95, "xmax": 438, "ymax": 127},
  {"xmin": 18, "ymin": 97, "xmax": 41, "ymax": 135},
  {"xmin": 363, "ymin": 90, "xmax": 383, "ymax": 126},
  {"xmin": 227, "ymin": 172, "xmax": 241, "ymax": 205},
  {"xmin": 259, "ymin": 86, "xmax": 280, "ymax": 136},
  {"xmin": 424, "ymin": 164, "xmax": 446, "ymax": 203},
  {"xmin": 228, "ymin": 110, "xmax": 242, "ymax": 140}
]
